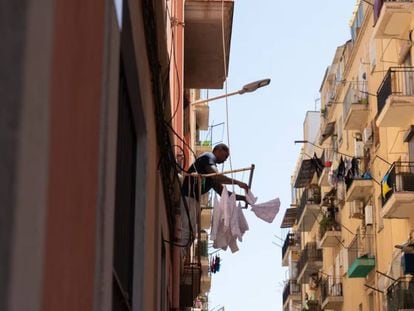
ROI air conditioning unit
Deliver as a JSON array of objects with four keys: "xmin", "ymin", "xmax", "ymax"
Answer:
[
  {"xmin": 350, "ymin": 200, "xmax": 364, "ymax": 219},
  {"xmin": 362, "ymin": 127, "xmax": 373, "ymax": 146},
  {"xmin": 365, "ymin": 204, "xmax": 373, "ymax": 225}
]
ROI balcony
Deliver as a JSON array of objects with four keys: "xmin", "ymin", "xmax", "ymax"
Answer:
[
  {"xmin": 319, "ymin": 215, "xmax": 341, "ymax": 248},
  {"xmin": 347, "ymin": 235, "xmax": 376, "ymax": 278},
  {"xmin": 184, "ymin": 0, "xmax": 234, "ymax": 89},
  {"xmin": 297, "ymin": 242, "xmax": 323, "ymax": 284},
  {"xmin": 282, "ymin": 232, "xmax": 300, "ymax": 266},
  {"xmin": 343, "ymin": 82, "xmax": 369, "ymax": 131},
  {"xmin": 345, "ymin": 178, "xmax": 374, "ymax": 202},
  {"xmin": 303, "ymin": 300, "xmax": 321, "ymax": 311},
  {"xmin": 296, "ymin": 186, "xmax": 321, "ymax": 232},
  {"xmin": 386, "ymin": 278, "xmax": 414, "ymax": 311},
  {"xmin": 381, "ymin": 161, "xmax": 414, "ymax": 218},
  {"xmin": 200, "ymin": 274, "xmax": 211, "ymax": 294},
  {"xmin": 280, "ymin": 207, "xmax": 298, "ymax": 229},
  {"xmin": 318, "ymin": 167, "xmax": 330, "ymax": 187},
  {"xmin": 373, "ymin": 0, "xmax": 414, "ymax": 39},
  {"xmin": 376, "ymin": 67, "xmax": 414, "ymax": 128},
  {"xmin": 321, "ymin": 278, "xmax": 343, "ymax": 310},
  {"xmin": 282, "ymin": 280, "xmax": 301, "ymax": 308}
]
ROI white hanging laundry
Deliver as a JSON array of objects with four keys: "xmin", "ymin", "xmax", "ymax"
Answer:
[
  {"xmin": 231, "ymin": 202, "xmax": 249, "ymax": 242},
  {"xmin": 211, "ymin": 187, "xmax": 250, "ymax": 253},
  {"xmin": 245, "ymin": 189, "xmax": 258, "ymax": 205},
  {"xmin": 210, "ymin": 195, "xmax": 221, "ymax": 241},
  {"xmin": 250, "ymin": 198, "xmax": 281, "ymax": 223}
]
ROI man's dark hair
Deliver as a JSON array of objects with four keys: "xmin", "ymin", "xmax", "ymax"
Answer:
[{"xmin": 213, "ymin": 143, "xmax": 229, "ymax": 153}]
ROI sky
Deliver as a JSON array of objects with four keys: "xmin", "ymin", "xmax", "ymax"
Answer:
[{"xmin": 205, "ymin": 1, "xmax": 358, "ymax": 310}]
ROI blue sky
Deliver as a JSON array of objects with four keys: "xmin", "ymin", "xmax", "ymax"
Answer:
[{"xmin": 206, "ymin": 1, "xmax": 357, "ymax": 310}]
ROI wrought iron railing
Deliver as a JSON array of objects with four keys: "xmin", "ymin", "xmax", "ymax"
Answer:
[
  {"xmin": 347, "ymin": 234, "xmax": 375, "ymax": 265},
  {"xmin": 319, "ymin": 214, "xmax": 341, "ymax": 240},
  {"xmin": 343, "ymin": 81, "xmax": 368, "ymax": 120},
  {"xmin": 374, "ymin": 0, "xmax": 414, "ymax": 23},
  {"xmin": 381, "ymin": 161, "xmax": 414, "ymax": 206},
  {"xmin": 282, "ymin": 232, "xmax": 299, "ymax": 260},
  {"xmin": 387, "ymin": 278, "xmax": 414, "ymax": 311},
  {"xmin": 303, "ymin": 300, "xmax": 321, "ymax": 311},
  {"xmin": 377, "ymin": 67, "xmax": 414, "ymax": 116},
  {"xmin": 296, "ymin": 186, "xmax": 321, "ymax": 222},
  {"xmin": 282, "ymin": 280, "xmax": 301, "ymax": 304},
  {"xmin": 297, "ymin": 242, "xmax": 323, "ymax": 276},
  {"xmin": 321, "ymin": 277, "xmax": 343, "ymax": 304}
]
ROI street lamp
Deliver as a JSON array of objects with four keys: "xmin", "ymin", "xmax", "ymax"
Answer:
[{"xmin": 190, "ymin": 78, "xmax": 271, "ymax": 106}]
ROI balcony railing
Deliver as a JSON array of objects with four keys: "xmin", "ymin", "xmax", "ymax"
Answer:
[
  {"xmin": 282, "ymin": 233, "xmax": 299, "ymax": 261},
  {"xmin": 347, "ymin": 235, "xmax": 376, "ymax": 278},
  {"xmin": 297, "ymin": 242, "xmax": 323, "ymax": 278},
  {"xmin": 387, "ymin": 278, "xmax": 414, "ymax": 311},
  {"xmin": 343, "ymin": 81, "xmax": 368, "ymax": 118},
  {"xmin": 382, "ymin": 161, "xmax": 414, "ymax": 206},
  {"xmin": 321, "ymin": 277, "xmax": 343, "ymax": 308},
  {"xmin": 377, "ymin": 67, "xmax": 414, "ymax": 116},
  {"xmin": 303, "ymin": 300, "xmax": 321, "ymax": 311},
  {"xmin": 296, "ymin": 186, "xmax": 321, "ymax": 222},
  {"xmin": 282, "ymin": 280, "xmax": 301, "ymax": 305}
]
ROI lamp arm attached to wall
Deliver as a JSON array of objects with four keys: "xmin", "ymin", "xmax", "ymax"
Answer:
[{"xmin": 190, "ymin": 78, "xmax": 271, "ymax": 106}]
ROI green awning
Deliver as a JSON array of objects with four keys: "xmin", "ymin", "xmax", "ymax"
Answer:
[{"xmin": 348, "ymin": 256, "xmax": 375, "ymax": 278}]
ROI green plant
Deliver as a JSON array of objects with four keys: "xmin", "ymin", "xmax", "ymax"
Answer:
[{"xmin": 319, "ymin": 215, "xmax": 337, "ymax": 237}]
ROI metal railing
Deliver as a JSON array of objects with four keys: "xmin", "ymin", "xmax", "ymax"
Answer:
[
  {"xmin": 387, "ymin": 278, "xmax": 414, "ymax": 311},
  {"xmin": 348, "ymin": 234, "xmax": 375, "ymax": 265},
  {"xmin": 296, "ymin": 186, "xmax": 321, "ymax": 222},
  {"xmin": 374, "ymin": 0, "xmax": 414, "ymax": 23},
  {"xmin": 303, "ymin": 300, "xmax": 321, "ymax": 311},
  {"xmin": 343, "ymin": 81, "xmax": 368, "ymax": 120},
  {"xmin": 282, "ymin": 232, "xmax": 299, "ymax": 260},
  {"xmin": 377, "ymin": 67, "xmax": 414, "ymax": 117},
  {"xmin": 282, "ymin": 280, "xmax": 301, "ymax": 304},
  {"xmin": 381, "ymin": 161, "xmax": 414, "ymax": 206},
  {"xmin": 321, "ymin": 277, "xmax": 343, "ymax": 304},
  {"xmin": 319, "ymin": 214, "xmax": 341, "ymax": 240},
  {"xmin": 297, "ymin": 242, "xmax": 323, "ymax": 276}
]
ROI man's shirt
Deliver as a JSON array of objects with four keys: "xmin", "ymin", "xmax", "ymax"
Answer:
[{"xmin": 181, "ymin": 152, "xmax": 217, "ymax": 200}]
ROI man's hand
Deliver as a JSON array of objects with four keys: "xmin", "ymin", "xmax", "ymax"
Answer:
[{"xmin": 238, "ymin": 181, "xmax": 249, "ymax": 191}]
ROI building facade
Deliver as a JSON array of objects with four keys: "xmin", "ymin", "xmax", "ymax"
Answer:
[
  {"xmin": 1, "ymin": 0, "xmax": 233, "ymax": 310},
  {"xmin": 281, "ymin": 1, "xmax": 414, "ymax": 310}
]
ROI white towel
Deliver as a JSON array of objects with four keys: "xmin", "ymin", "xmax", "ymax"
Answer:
[
  {"xmin": 245, "ymin": 189, "xmax": 258, "ymax": 205},
  {"xmin": 251, "ymin": 198, "xmax": 280, "ymax": 223}
]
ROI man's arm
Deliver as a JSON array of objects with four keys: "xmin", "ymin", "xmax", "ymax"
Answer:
[
  {"xmin": 202, "ymin": 164, "xmax": 249, "ymax": 191},
  {"xmin": 204, "ymin": 167, "xmax": 249, "ymax": 201}
]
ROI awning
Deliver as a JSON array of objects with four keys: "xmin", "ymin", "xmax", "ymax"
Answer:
[
  {"xmin": 294, "ymin": 159, "xmax": 316, "ymax": 188},
  {"xmin": 280, "ymin": 207, "xmax": 297, "ymax": 228},
  {"xmin": 319, "ymin": 121, "xmax": 336, "ymax": 145}
]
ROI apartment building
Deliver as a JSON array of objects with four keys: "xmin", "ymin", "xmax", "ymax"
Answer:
[
  {"xmin": 1, "ymin": 0, "xmax": 233, "ymax": 310},
  {"xmin": 281, "ymin": 1, "xmax": 414, "ymax": 310}
]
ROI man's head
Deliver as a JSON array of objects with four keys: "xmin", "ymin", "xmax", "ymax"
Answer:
[{"xmin": 213, "ymin": 143, "xmax": 230, "ymax": 164}]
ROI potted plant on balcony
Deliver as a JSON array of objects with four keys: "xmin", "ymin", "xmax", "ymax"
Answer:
[{"xmin": 319, "ymin": 214, "xmax": 337, "ymax": 239}]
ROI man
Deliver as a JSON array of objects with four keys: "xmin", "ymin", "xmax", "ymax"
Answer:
[
  {"xmin": 182, "ymin": 143, "xmax": 249, "ymax": 201},
  {"xmin": 180, "ymin": 144, "xmax": 249, "ymax": 244}
]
